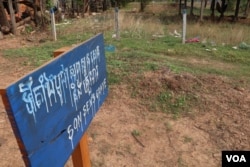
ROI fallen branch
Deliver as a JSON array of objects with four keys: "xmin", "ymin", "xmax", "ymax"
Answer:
[
  {"xmin": 16, "ymin": 17, "xmax": 31, "ymax": 27},
  {"xmin": 131, "ymin": 133, "xmax": 145, "ymax": 148}
]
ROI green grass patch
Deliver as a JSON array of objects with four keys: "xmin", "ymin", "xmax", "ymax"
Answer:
[
  {"xmin": 3, "ymin": 32, "xmax": 93, "ymax": 67},
  {"xmin": 156, "ymin": 91, "xmax": 190, "ymax": 119}
]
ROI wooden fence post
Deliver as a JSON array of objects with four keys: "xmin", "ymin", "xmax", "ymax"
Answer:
[{"xmin": 72, "ymin": 133, "xmax": 91, "ymax": 167}]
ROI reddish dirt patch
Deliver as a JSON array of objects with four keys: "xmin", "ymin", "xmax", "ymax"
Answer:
[{"xmin": 88, "ymin": 69, "xmax": 250, "ymax": 167}]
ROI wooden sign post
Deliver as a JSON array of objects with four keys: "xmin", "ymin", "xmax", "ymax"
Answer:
[{"xmin": 0, "ymin": 33, "xmax": 108, "ymax": 167}]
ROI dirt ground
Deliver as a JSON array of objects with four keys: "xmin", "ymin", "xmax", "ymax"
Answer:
[{"xmin": 0, "ymin": 29, "xmax": 250, "ymax": 167}]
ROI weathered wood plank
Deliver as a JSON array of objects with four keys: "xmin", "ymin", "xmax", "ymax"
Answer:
[
  {"xmin": 53, "ymin": 46, "xmax": 73, "ymax": 58},
  {"xmin": 72, "ymin": 133, "xmax": 91, "ymax": 167}
]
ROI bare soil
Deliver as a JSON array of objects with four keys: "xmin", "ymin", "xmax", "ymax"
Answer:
[{"xmin": 0, "ymin": 29, "xmax": 250, "ymax": 167}]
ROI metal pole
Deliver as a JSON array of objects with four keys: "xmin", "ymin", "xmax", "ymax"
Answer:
[
  {"xmin": 182, "ymin": 8, "xmax": 186, "ymax": 44},
  {"xmin": 51, "ymin": 8, "xmax": 57, "ymax": 41},
  {"xmin": 114, "ymin": 7, "xmax": 120, "ymax": 40}
]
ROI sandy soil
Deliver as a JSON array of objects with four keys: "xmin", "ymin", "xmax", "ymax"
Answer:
[{"xmin": 0, "ymin": 28, "xmax": 250, "ymax": 167}]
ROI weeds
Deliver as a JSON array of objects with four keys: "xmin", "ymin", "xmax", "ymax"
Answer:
[
  {"xmin": 183, "ymin": 135, "xmax": 193, "ymax": 143},
  {"xmin": 156, "ymin": 91, "xmax": 188, "ymax": 118},
  {"xmin": 131, "ymin": 129, "xmax": 141, "ymax": 137},
  {"xmin": 164, "ymin": 121, "xmax": 173, "ymax": 132},
  {"xmin": 177, "ymin": 156, "xmax": 187, "ymax": 167}
]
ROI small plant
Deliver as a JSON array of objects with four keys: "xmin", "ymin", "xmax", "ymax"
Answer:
[
  {"xmin": 155, "ymin": 91, "xmax": 188, "ymax": 118},
  {"xmin": 158, "ymin": 91, "xmax": 172, "ymax": 102},
  {"xmin": 25, "ymin": 25, "xmax": 33, "ymax": 34},
  {"xmin": 144, "ymin": 62, "xmax": 158, "ymax": 71},
  {"xmin": 164, "ymin": 121, "xmax": 173, "ymax": 132},
  {"xmin": 183, "ymin": 135, "xmax": 192, "ymax": 143},
  {"xmin": 171, "ymin": 95, "xmax": 186, "ymax": 109},
  {"xmin": 177, "ymin": 156, "xmax": 187, "ymax": 167},
  {"xmin": 131, "ymin": 129, "xmax": 141, "ymax": 136}
]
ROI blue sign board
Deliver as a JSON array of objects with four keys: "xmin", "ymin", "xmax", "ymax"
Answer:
[{"xmin": 4, "ymin": 33, "xmax": 108, "ymax": 166}]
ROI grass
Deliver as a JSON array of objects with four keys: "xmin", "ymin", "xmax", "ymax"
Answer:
[
  {"xmin": 156, "ymin": 91, "xmax": 192, "ymax": 118},
  {"xmin": 2, "ymin": 2, "xmax": 250, "ymax": 118},
  {"xmin": 3, "ymin": 31, "xmax": 94, "ymax": 67},
  {"xmin": 164, "ymin": 121, "xmax": 173, "ymax": 132},
  {"xmin": 131, "ymin": 130, "xmax": 141, "ymax": 137},
  {"xmin": 177, "ymin": 155, "xmax": 187, "ymax": 167},
  {"xmin": 183, "ymin": 135, "xmax": 193, "ymax": 143}
]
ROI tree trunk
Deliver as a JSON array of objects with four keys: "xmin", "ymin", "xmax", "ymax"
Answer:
[
  {"xmin": 244, "ymin": 0, "xmax": 250, "ymax": 17},
  {"xmin": 0, "ymin": 0, "xmax": 10, "ymax": 29},
  {"xmin": 82, "ymin": 0, "xmax": 86, "ymax": 17},
  {"xmin": 103, "ymin": 0, "xmax": 107, "ymax": 11},
  {"xmin": 179, "ymin": 0, "xmax": 181, "ymax": 15},
  {"xmin": 190, "ymin": 0, "xmax": 194, "ymax": 15},
  {"xmin": 200, "ymin": 0, "xmax": 205, "ymax": 21},
  {"xmin": 219, "ymin": 0, "xmax": 227, "ymax": 20},
  {"xmin": 14, "ymin": 0, "xmax": 18, "ymax": 14},
  {"xmin": 140, "ymin": 0, "xmax": 145, "ymax": 12},
  {"xmin": 210, "ymin": 0, "xmax": 215, "ymax": 18},
  {"xmin": 39, "ymin": 0, "xmax": 46, "ymax": 28},
  {"xmin": 8, "ymin": 0, "xmax": 16, "ymax": 34},
  {"xmin": 234, "ymin": 0, "xmax": 241, "ymax": 21},
  {"xmin": 71, "ymin": 0, "xmax": 75, "ymax": 17},
  {"xmin": 32, "ymin": 0, "xmax": 38, "ymax": 26}
]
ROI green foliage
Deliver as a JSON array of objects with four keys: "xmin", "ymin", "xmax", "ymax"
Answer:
[
  {"xmin": 164, "ymin": 121, "xmax": 173, "ymax": 132},
  {"xmin": 25, "ymin": 25, "xmax": 34, "ymax": 34},
  {"xmin": 156, "ymin": 91, "xmax": 188, "ymax": 118},
  {"xmin": 46, "ymin": 0, "xmax": 53, "ymax": 9},
  {"xmin": 3, "ymin": 32, "xmax": 92, "ymax": 67},
  {"xmin": 183, "ymin": 135, "xmax": 193, "ymax": 143},
  {"xmin": 3, "ymin": 45, "xmax": 54, "ymax": 67},
  {"xmin": 131, "ymin": 129, "xmax": 141, "ymax": 136}
]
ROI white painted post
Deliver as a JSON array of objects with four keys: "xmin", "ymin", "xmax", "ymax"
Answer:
[
  {"xmin": 182, "ymin": 8, "xmax": 187, "ymax": 44},
  {"xmin": 114, "ymin": 7, "xmax": 120, "ymax": 40},
  {"xmin": 51, "ymin": 7, "xmax": 57, "ymax": 41}
]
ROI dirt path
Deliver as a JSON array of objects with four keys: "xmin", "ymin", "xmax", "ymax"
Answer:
[{"xmin": 0, "ymin": 35, "xmax": 250, "ymax": 167}]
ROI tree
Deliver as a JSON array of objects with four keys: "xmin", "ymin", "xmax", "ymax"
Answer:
[
  {"xmin": 190, "ymin": 0, "xmax": 194, "ymax": 15},
  {"xmin": 244, "ymin": 0, "xmax": 250, "ymax": 17},
  {"xmin": 234, "ymin": 0, "xmax": 241, "ymax": 21},
  {"xmin": 0, "ymin": 0, "xmax": 10, "ymax": 33},
  {"xmin": 8, "ymin": 0, "xmax": 16, "ymax": 34},
  {"xmin": 140, "ymin": 0, "xmax": 146, "ymax": 12},
  {"xmin": 210, "ymin": 0, "xmax": 215, "ymax": 18}
]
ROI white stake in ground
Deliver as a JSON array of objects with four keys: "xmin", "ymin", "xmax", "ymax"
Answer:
[
  {"xmin": 182, "ymin": 8, "xmax": 187, "ymax": 44},
  {"xmin": 114, "ymin": 7, "xmax": 120, "ymax": 40},
  {"xmin": 51, "ymin": 7, "xmax": 57, "ymax": 41}
]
